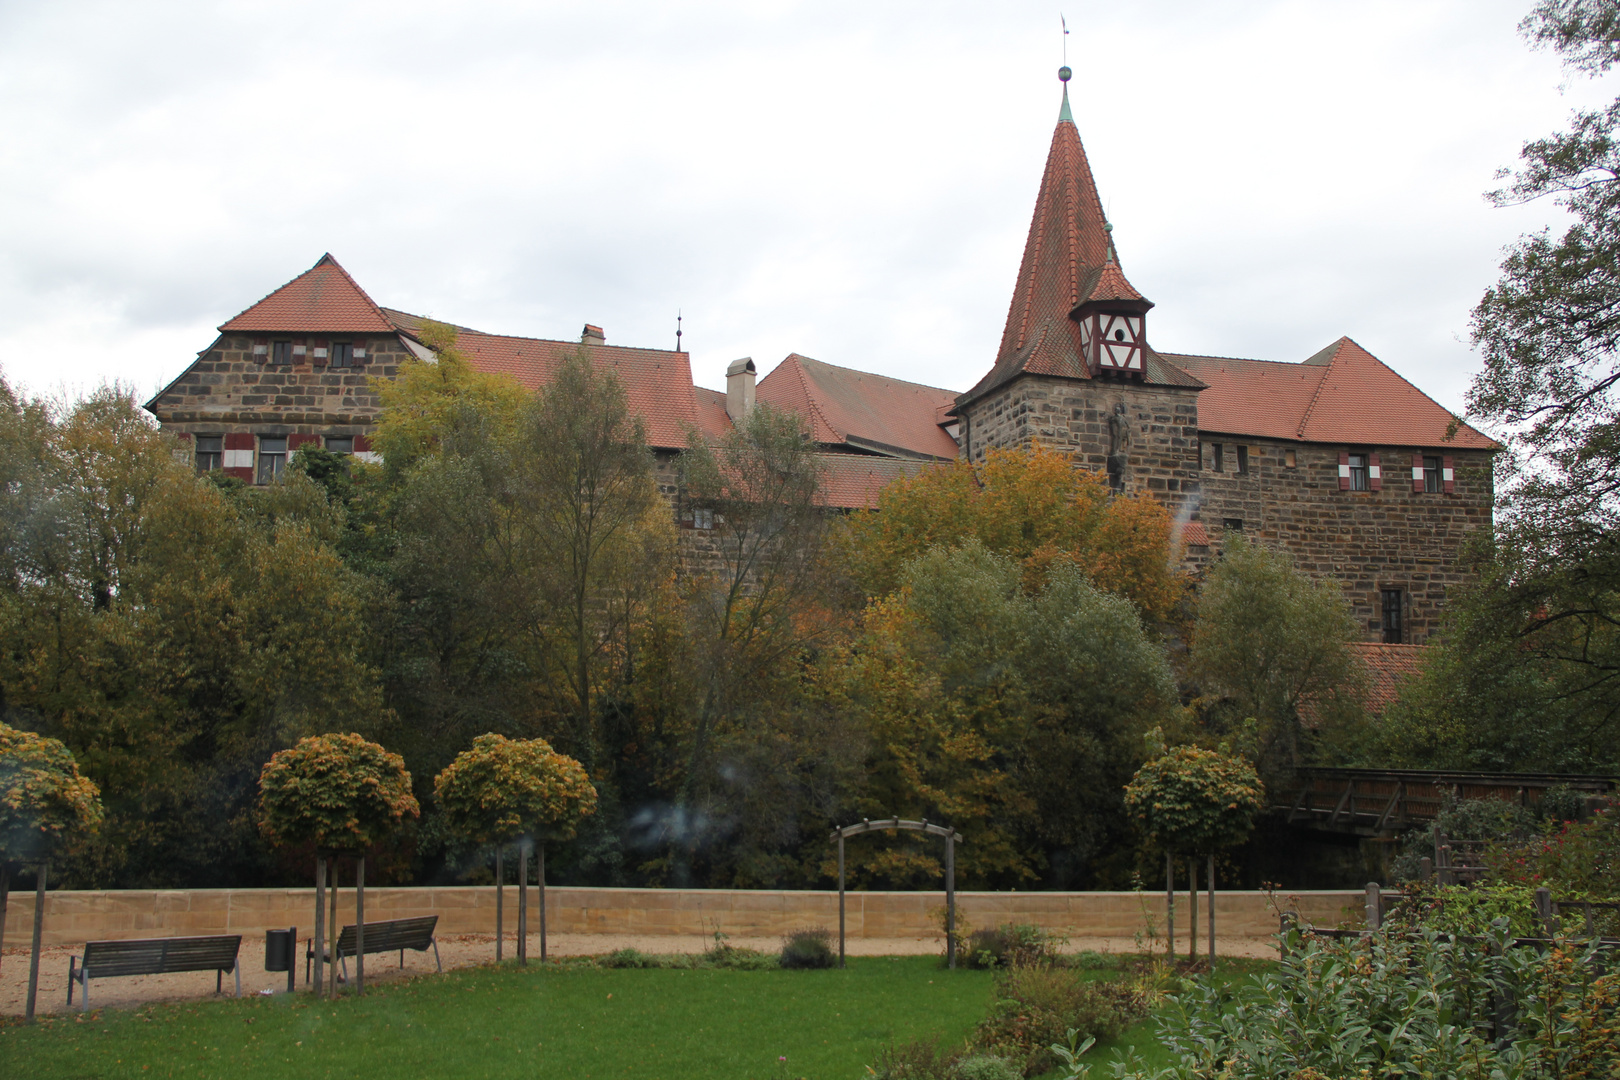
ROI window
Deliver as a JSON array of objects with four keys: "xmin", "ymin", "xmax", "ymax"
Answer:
[
  {"xmin": 330, "ymin": 342, "xmax": 354, "ymax": 368},
  {"xmin": 1236, "ymin": 445, "xmax": 1249, "ymax": 475},
  {"xmin": 693, "ymin": 508, "xmax": 714, "ymax": 530},
  {"xmin": 257, "ymin": 436, "xmax": 287, "ymax": 484},
  {"xmin": 1381, "ymin": 589, "xmax": 1404, "ymax": 644},
  {"xmin": 1285, "ymin": 449, "xmax": 1297, "ymax": 469},
  {"xmin": 1212, "ymin": 444, "xmax": 1224, "ymax": 472},
  {"xmin": 1424, "ymin": 455, "xmax": 1442, "ymax": 493},
  {"xmin": 1222, "ymin": 518, "xmax": 1244, "ymax": 532},
  {"xmin": 324, "ymin": 436, "xmax": 354, "ymax": 455},
  {"xmin": 272, "ymin": 341, "xmax": 292, "ymax": 366},
  {"xmin": 194, "ymin": 435, "xmax": 222, "ymax": 473},
  {"xmin": 1348, "ymin": 453, "xmax": 1369, "ymax": 491}
]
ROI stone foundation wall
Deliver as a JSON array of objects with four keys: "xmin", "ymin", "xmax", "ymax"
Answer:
[{"xmin": 3, "ymin": 887, "xmax": 1363, "ymax": 949}]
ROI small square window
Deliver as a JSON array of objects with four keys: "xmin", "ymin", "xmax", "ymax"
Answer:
[
  {"xmin": 1424, "ymin": 456, "xmax": 1442, "ymax": 493},
  {"xmin": 1348, "ymin": 453, "xmax": 1370, "ymax": 491},
  {"xmin": 1222, "ymin": 518, "xmax": 1244, "ymax": 532},
  {"xmin": 1381, "ymin": 589, "xmax": 1404, "ymax": 644},
  {"xmin": 195, "ymin": 435, "xmax": 222, "ymax": 473},
  {"xmin": 272, "ymin": 341, "xmax": 292, "ymax": 366},
  {"xmin": 257, "ymin": 436, "xmax": 288, "ymax": 484},
  {"xmin": 1212, "ymin": 444, "xmax": 1224, "ymax": 472},
  {"xmin": 1236, "ymin": 445, "xmax": 1249, "ymax": 476},
  {"xmin": 693, "ymin": 508, "xmax": 714, "ymax": 530},
  {"xmin": 325, "ymin": 436, "xmax": 354, "ymax": 454},
  {"xmin": 330, "ymin": 342, "xmax": 354, "ymax": 368}
]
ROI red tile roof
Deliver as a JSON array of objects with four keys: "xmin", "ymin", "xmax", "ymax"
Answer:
[
  {"xmin": 1167, "ymin": 339, "xmax": 1499, "ymax": 450},
  {"xmin": 692, "ymin": 386, "xmax": 734, "ymax": 441},
  {"xmin": 385, "ymin": 309, "xmax": 700, "ymax": 450},
  {"xmin": 219, "ymin": 254, "xmax": 397, "ymax": 334},
  {"xmin": 1179, "ymin": 520, "xmax": 1211, "ymax": 547},
  {"xmin": 757, "ymin": 354, "xmax": 960, "ymax": 460},
  {"xmin": 1351, "ymin": 642, "xmax": 1435, "ymax": 713},
  {"xmin": 816, "ymin": 454, "xmax": 939, "ymax": 510}
]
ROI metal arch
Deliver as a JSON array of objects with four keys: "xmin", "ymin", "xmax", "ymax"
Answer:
[{"xmin": 831, "ymin": 817, "xmax": 963, "ymax": 970}]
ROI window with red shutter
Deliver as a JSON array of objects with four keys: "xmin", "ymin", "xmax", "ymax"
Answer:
[
  {"xmin": 1442, "ymin": 456, "xmax": 1455, "ymax": 494},
  {"xmin": 1411, "ymin": 452, "xmax": 1424, "ymax": 492},
  {"xmin": 1338, "ymin": 451, "xmax": 1350, "ymax": 490},
  {"xmin": 1369, "ymin": 452, "xmax": 1382, "ymax": 491}
]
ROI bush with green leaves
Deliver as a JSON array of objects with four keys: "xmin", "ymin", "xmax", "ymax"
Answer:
[
  {"xmin": 1123, "ymin": 744, "xmax": 1264, "ymax": 857},
  {"xmin": 1101, "ymin": 926, "xmax": 1619, "ymax": 1079},
  {"xmin": 778, "ymin": 927, "xmax": 835, "ymax": 969},
  {"xmin": 1390, "ymin": 794, "xmax": 1540, "ymax": 882},
  {"xmin": 970, "ymin": 964, "xmax": 1143, "ymax": 1077},
  {"xmin": 964, "ymin": 923, "xmax": 1060, "ymax": 970},
  {"xmin": 432, "ymin": 733, "xmax": 597, "ymax": 849},
  {"xmin": 949, "ymin": 1053, "xmax": 1022, "ymax": 1080},
  {"xmin": 257, "ymin": 732, "xmax": 419, "ymax": 853},
  {"xmin": 0, "ymin": 721, "xmax": 103, "ymax": 865},
  {"xmin": 867, "ymin": 1036, "xmax": 958, "ymax": 1080}
]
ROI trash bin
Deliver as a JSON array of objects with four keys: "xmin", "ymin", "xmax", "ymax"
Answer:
[{"xmin": 265, "ymin": 927, "xmax": 296, "ymax": 993}]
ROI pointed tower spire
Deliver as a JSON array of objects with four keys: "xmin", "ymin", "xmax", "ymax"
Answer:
[{"xmin": 1058, "ymin": 64, "xmax": 1074, "ymax": 123}]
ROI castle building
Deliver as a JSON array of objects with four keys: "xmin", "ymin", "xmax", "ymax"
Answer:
[{"xmin": 146, "ymin": 70, "xmax": 1497, "ymax": 645}]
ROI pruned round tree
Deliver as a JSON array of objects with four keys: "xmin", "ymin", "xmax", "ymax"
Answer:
[
  {"xmin": 258, "ymin": 732, "xmax": 418, "ymax": 997},
  {"xmin": 0, "ymin": 721, "xmax": 103, "ymax": 1016},
  {"xmin": 434, "ymin": 734, "xmax": 597, "ymax": 964},
  {"xmin": 1125, "ymin": 743, "xmax": 1265, "ymax": 964}
]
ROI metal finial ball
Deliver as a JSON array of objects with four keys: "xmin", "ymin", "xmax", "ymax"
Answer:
[
  {"xmin": 1058, "ymin": 65, "xmax": 1072, "ymax": 82},
  {"xmin": 1104, "ymin": 222, "xmax": 1113, "ymax": 233}
]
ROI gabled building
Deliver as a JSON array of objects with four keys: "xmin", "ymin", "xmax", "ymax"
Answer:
[{"xmin": 146, "ymin": 68, "xmax": 1498, "ymax": 644}]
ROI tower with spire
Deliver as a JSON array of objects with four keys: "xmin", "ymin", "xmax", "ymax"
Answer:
[{"xmin": 951, "ymin": 67, "xmax": 1204, "ymax": 506}]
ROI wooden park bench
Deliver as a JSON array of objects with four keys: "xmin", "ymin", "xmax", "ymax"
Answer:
[
  {"xmin": 67, "ymin": 935, "xmax": 242, "ymax": 1011},
  {"xmin": 305, "ymin": 915, "xmax": 441, "ymax": 985}
]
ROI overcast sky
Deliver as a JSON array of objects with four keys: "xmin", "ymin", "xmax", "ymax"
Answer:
[{"xmin": 2, "ymin": 0, "xmax": 1612, "ymax": 425}]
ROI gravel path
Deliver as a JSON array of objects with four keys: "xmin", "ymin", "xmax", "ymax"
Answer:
[{"xmin": 1, "ymin": 932, "xmax": 1275, "ymax": 1017}]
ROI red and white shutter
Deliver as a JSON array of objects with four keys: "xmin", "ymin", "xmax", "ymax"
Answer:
[
  {"xmin": 313, "ymin": 339, "xmax": 329, "ymax": 362},
  {"xmin": 352, "ymin": 337, "xmax": 367, "ymax": 362},
  {"xmin": 1442, "ymin": 456, "xmax": 1455, "ymax": 494},
  {"xmin": 1369, "ymin": 452, "xmax": 1382, "ymax": 491},
  {"xmin": 1338, "ymin": 451, "xmax": 1350, "ymax": 491},
  {"xmin": 252, "ymin": 337, "xmax": 269, "ymax": 360},
  {"xmin": 223, "ymin": 433, "xmax": 256, "ymax": 480},
  {"xmin": 173, "ymin": 431, "xmax": 193, "ymax": 465},
  {"xmin": 353, "ymin": 433, "xmax": 380, "ymax": 464},
  {"xmin": 1411, "ymin": 452, "xmax": 1424, "ymax": 492}
]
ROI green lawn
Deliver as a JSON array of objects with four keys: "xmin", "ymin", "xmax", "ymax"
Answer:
[{"xmin": 0, "ymin": 956, "xmax": 997, "ymax": 1080}]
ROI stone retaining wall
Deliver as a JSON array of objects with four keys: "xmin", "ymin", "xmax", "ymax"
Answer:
[{"xmin": 3, "ymin": 887, "xmax": 1363, "ymax": 949}]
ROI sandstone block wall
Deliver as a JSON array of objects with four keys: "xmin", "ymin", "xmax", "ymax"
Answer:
[{"xmin": 3, "ymin": 887, "xmax": 1364, "ymax": 949}]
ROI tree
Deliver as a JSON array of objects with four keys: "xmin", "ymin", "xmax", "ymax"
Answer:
[
  {"xmin": 839, "ymin": 446, "xmax": 1184, "ymax": 622},
  {"xmin": 833, "ymin": 542, "xmax": 1180, "ymax": 888},
  {"xmin": 434, "ymin": 733, "xmax": 597, "ymax": 961},
  {"xmin": 1189, "ymin": 534, "xmax": 1366, "ymax": 781},
  {"xmin": 1124, "ymin": 741, "xmax": 1265, "ymax": 960},
  {"xmin": 0, "ymin": 722, "xmax": 102, "ymax": 972},
  {"xmin": 258, "ymin": 732, "xmax": 418, "ymax": 995},
  {"xmin": 1456, "ymin": 0, "xmax": 1620, "ymax": 758}
]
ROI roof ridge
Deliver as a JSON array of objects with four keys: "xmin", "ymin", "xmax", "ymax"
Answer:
[
  {"xmin": 218, "ymin": 254, "xmax": 395, "ymax": 334},
  {"xmin": 317, "ymin": 254, "xmax": 394, "ymax": 329},
  {"xmin": 1295, "ymin": 337, "xmax": 1350, "ymax": 439},
  {"xmin": 784, "ymin": 355, "xmax": 842, "ymax": 441},
  {"xmin": 790, "ymin": 352, "xmax": 962, "ymax": 395}
]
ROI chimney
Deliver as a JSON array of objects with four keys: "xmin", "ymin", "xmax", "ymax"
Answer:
[
  {"xmin": 581, "ymin": 324, "xmax": 605, "ymax": 345},
  {"xmin": 726, "ymin": 357, "xmax": 756, "ymax": 423}
]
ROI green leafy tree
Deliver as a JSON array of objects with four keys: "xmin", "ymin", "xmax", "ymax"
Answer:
[
  {"xmin": 1190, "ymin": 533, "xmax": 1366, "ymax": 780},
  {"xmin": 433, "ymin": 734, "xmax": 597, "ymax": 848},
  {"xmin": 1124, "ymin": 744, "xmax": 1266, "ymax": 858},
  {"xmin": 257, "ymin": 732, "xmax": 419, "ymax": 854},
  {"xmin": 0, "ymin": 721, "xmax": 103, "ymax": 972}
]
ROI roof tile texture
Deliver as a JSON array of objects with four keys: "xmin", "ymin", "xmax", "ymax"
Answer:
[
  {"xmin": 757, "ymin": 354, "xmax": 960, "ymax": 459},
  {"xmin": 220, "ymin": 254, "xmax": 397, "ymax": 334}
]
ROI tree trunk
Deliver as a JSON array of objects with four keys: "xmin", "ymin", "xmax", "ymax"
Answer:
[
  {"xmin": 495, "ymin": 846, "xmax": 504, "ymax": 964},
  {"xmin": 25, "ymin": 860, "xmax": 47, "ymax": 1022},
  {"xmin": 1188, "ymin": 857, "xmax": 1198, "ymax": 962},
  {"xmin": 313, "ymin": 856, "xmax": 327, "ymax": 997},
  {"xmin": 539, "ymin": 841, "xmax": 547, "ymax": 963},
  {"xmin": 1164, "ymin": 852, "xmax": 1174, "ymax": 960},
  {"xmin": 0, "ymin": 860, "xmax": 10, "ymax": 979},
  {"xmin": 329, "ymin": 858, "xmax": 340, "ymax": 991},
  {"xmin": 355, "ymin": 855, "xmax": 366, "ymax": 997},
  {"xmin": 1206, "ymin": 853, "xmax": 1215, "ymax": 968},
  {"xmin": 518, "ymin": 841, "xmax": 529, "ymax": 966}
]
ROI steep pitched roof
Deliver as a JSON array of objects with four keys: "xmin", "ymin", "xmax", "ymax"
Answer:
[
  {"xmin": 219, "ymin": 254, "xmax": 397, "ymax": 334},
  {"xmin": 385, "ymin": 308, "xmax": 700, "ymax": 450},
  {"xmin": 1351, "ymin": 643, "xmax": 1435, "ymax": 713},
  {"xmin": 959, "ymin": 90, "xmax": 1179, "ymax": 406},
  {"xmin": 816, "ymin": 454, "xmax": 939, "ymax": 509},
  {"xmin": 757, "ymin": 354, "xmax": 960, "ymax": 459},
  {"xmin": 1166, "ymin": 340, "xmax": 1499, "ymax": 450}
]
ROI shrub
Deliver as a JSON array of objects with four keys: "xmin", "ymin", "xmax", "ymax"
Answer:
[
  {"xmin": 868, "ymin": 1036, "xmax": 956, "ymax": 1080},
  {"xmin": 257, "ymin": 733, "xmax": 418, "ymax": 853},
  {"xmin": 779, "ymin": 927, "xmax": 836, "ymax": 969},
  {"xmin": 971, "ymin": 965, "xmax": 1141, "ymax": 1076},
  {"xmin": 949, "ymin": 1054, "xmax": 1021, "ymax": 1080},
  {"xmin": 964, "ymin": 923, "xmax": 1059, "ymax": 970},
  {"xmin": 1389, "ymin": 794, "xmax": 1539, "ymax": 882},
  {"xmin": 598, "ymin": 947, "xmax": 657, "ymax": 969}
]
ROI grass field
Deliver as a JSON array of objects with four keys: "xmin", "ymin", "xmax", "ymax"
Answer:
[
  {"xmin": 0, "ymin": 955, "xmax": 1273, "ymax": 1079},
  {"xmin": 0, "ymin": 956, "xmax": 997, "ymax": 1080}
]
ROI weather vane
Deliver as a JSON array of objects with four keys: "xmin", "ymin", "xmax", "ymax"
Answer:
[
  {"xmin": 675, "ymin": 309, "xmax": 683, "ymax": 353},
  {"xmin": 1060, "ymin": 14, "xmax": 1071, "ymax": 82}
]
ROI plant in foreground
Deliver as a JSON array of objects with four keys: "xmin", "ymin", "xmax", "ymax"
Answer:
[{"xmin": 779, "ymin": 927, "xmax": 836, "ymax": 969}]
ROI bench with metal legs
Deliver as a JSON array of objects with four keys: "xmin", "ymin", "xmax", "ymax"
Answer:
[{"xmin": 68, "ymin": 936, "xmax": 242, "ymax": 1011}]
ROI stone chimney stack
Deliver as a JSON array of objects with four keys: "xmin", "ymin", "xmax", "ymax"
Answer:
[
  {"xmin": 726, "ymin": 357, "xmax": 756, "ymax": 423},
  {"xmin": 581, "ymin": 324, "xmax": 605, "ymax": 345}
]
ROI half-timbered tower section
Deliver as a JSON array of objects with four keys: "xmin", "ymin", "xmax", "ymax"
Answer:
[{"xmin": 950, "ymin": 72, "xmax": 1499, "ymax": 643}]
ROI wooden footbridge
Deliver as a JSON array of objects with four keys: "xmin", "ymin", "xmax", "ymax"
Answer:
[{"xmin": 1273, "ymin": 767, "xmax": 1618, "ymax": 837}]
